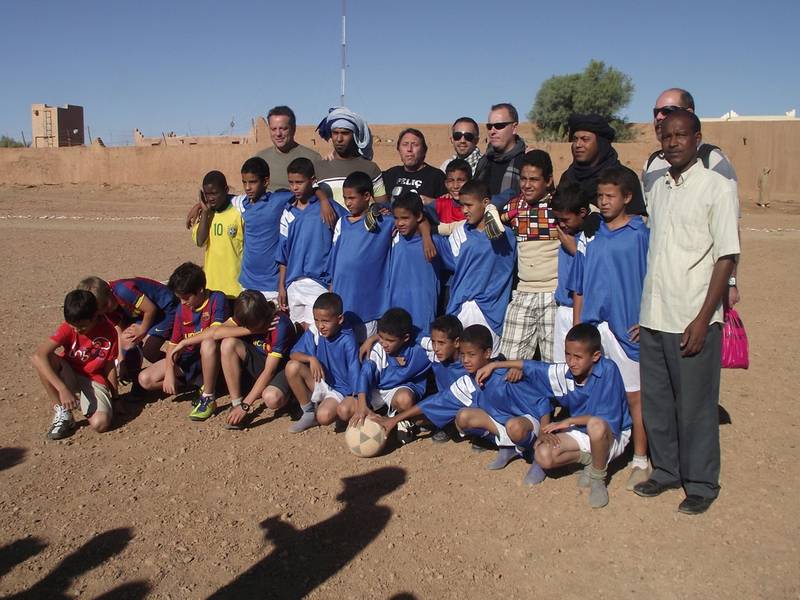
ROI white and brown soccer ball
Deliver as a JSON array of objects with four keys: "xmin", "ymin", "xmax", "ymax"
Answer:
[{"xmin": 345, "ymin": 420, "xmax": 387, "ymax": 458}]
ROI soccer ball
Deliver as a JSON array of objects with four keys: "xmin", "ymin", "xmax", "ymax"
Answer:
[{"xmin": 345, "ymin": 419, "xmax": 387, "ymax": 458}]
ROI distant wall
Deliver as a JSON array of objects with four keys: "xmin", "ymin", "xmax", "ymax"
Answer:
[{"xmin": 0, "ymin": 121, "xmax": 796, "ymax": 203}]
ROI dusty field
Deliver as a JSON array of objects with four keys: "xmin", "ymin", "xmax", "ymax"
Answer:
[{"xmin": 0, "ymin": 183, "xmax": 798, "ymax": 599}]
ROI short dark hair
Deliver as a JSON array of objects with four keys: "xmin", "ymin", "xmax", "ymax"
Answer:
[
  {"xmin": 460, "ymin": 324, "xmax": 493, "ymax": 351},
  {"xmin": 663, "ymin": 108, "xmax": 702, "ymax": 134},
  {"xmin": 565, "ymin": 323, "xmax": 602, "ymax": 354},
  {"xmin": 168, "ymin": 262, "xmax": 206, "ymax": 295},
  {"xmin": 233, "ymin": 290, "xmax": 276, "ymax": 330},
  {"xmin": 377, "ymin": 308, "xmax": 413, "ymax": 339},
  {"xmin": 445, "ymin": 158, "xmax": 472, "ymax": 179},
  {"xmin": 313, "ymin": 292, "xmax": 343, "ymax": 316},
  {"xmin": 342, "ymin": 171, "xmax": 374, "ymax": 196},
  {"xmin": 287, "ymin": 157, "xmax": 315, "ymax": 179},
  {"xmin": 552, "ymin": 182, "xmax": 590, "ymax": 214},
  {"xmin": 490, "ymin": 103, "xmax": 519, "ymax": 123},
  {"xmin": 392, "ymin": 190, "xmax": 423, "ymax": 217},
  {"xmin": 430, "ymin": 315, "xmax": 463, "ymax": 341},
  {"xmin": 241, "ymin": 156, "xmax": 270, "ymax": 179},
  {"xmin": 396, "ymin": 128, "xmax": 428, "ymax": 154},
  {"xmin": 459, "ymin": 180, "xmax": 489, "ymax": 201},
  {"xmin": 521, "ymin": 149, "xmax": 553, "ymax": 180},
  {"xmin": 268, "ymin": 105, "xmax": 297, "ymax": 128},
  {"xmin": 452, "ymin": 117, "xmax": 479, "ymax": 133},
  {"xmin": 597, "ymin": 166, "xmax": 640, "ymax": 199},
  {"xmin": 202, "ymin": 170, "xmax": 227, "ymax": 189},
  {"xmin": 64, "ymin": 289, "xmax": 98, "ymax": 325}
]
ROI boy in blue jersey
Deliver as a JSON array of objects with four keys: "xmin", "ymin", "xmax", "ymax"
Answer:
[
  {"xmin": 328, "ymin": 171, "xmax": 394, "ymax": 340},
  {"xmin": 277, "ymin": 157, "xmax": 348, "ymax": 329},
  {"xmin": 388, "ymin": 191, "xmax": 450, "ymax": 338},
  {"xmin": 371, "ymin": 315, "xmax": 465, "ymax": 443},
  {"xmin": 347, "ymin": 308, "xmax": 431, "ymax": 444},
  {"xmin": 437, "ymin": 180, "xmax": 516, "ymax": 357},
  {"xmin": 529, "ymin": 324, "xmax": 631, "ymax": 509},
  {"xmin": 285, "ymin": 293, "xmax": 361, "ymax": 433},
  {"xmin": 78, "ymin": 276, "xmax": 179, "ymax": 383},
  {"xmin": 453, "ymin": 329, "xmax": 552, "ymax": 486},
  {"xmin": 137, "ymin": 263, "xmax": 229, "ymax": 421},
  {"xmin": 233, "ymin": 157, "xmax": 294, "ymax": 302},
  {"xmin": 172, "ymin": 290, "xmax": 296, "ymax": 430},
  {"xmin": 550, "ymin": 183, "xmax": 601, "ymax": 362},
  {"xmin": 568, "ymin": 166, "xmax": 650, "ymax": 491}
]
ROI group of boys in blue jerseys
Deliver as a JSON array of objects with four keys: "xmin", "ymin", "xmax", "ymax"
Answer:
[{"xmin": 38, "ymin": 105, "xmax": 712, "ymax": 513}]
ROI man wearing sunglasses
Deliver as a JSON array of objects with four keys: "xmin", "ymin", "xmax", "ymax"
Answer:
[
  {"xmin": 473, "ymin": 103, "xmax": 527, "ymax": 197},
  {"xmin": 439, "ymin": 117, "xmax": 483, "ymax": 175},
  {"xmin": 643, "ymin": 88, "xmax": 740, "ymax": 307}
]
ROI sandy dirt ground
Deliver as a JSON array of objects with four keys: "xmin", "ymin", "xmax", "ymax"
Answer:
[{"xmin": 0, "ymin": 183, "xmax": 797, "ymax": 599}]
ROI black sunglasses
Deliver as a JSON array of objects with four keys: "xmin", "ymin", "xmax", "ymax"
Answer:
[
  {"xmin": 452, "ymin": 131, "xmax": 477, "ymax": 142},
  {"xmin": 653, "ymin": 105, "xmax": 683, "ymax": 118},
  {"xmin": 486, "ymin": 121, "xmax": 515, "ymax": 131}
]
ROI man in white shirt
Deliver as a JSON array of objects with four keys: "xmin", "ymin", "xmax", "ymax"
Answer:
[{"xmin": 634, "ymin": 110, "xmax": 740, "ymax": 515}]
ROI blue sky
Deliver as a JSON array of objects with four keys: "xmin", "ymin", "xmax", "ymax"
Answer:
[{"xmin": 2, "ymin": 0, "xmax": 797, "ymax": 145}]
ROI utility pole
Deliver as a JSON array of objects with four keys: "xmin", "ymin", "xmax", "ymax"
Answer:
[{"xmin": 340, "ymin": 0, "xmax": 346, "ymax": 106}]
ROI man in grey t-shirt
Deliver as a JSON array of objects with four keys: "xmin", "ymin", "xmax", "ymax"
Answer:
[{"xmin": 255, "ymin": 105, "xmax": 321, "ymax": 191}]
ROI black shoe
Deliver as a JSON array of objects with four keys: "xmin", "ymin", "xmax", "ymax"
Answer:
[
  {"xmin": 396, "ymin": 420, "xmax": 417, "ymax": 445},
  {"xmin": 431, "ymin": 429, "xmax": 449, "ymax": 443},
  {"xmin": 633, "ymin": 478, "xmax": 682, "ymax": 498},
  {"xmin": 678, "ymin": 495, "xmax": 715, "ymax": 515}
]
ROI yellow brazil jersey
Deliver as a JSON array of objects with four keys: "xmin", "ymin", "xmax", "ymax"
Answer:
[{"xmin": 192, "ymin": 203, "xmax": 243, "ymax": 298}]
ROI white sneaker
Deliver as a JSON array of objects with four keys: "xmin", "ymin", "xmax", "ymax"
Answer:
[{"xmin": 47, "ymin": 405, "xmax": 74, "ymax": 440}]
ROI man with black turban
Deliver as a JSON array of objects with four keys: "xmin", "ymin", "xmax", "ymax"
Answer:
[{"xmin": 558, "ymin": 114, "xmax": 646, "ymax": 215}]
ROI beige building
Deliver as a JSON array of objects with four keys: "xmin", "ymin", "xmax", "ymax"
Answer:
[{"xmin": 31, "ymin": 104, "xmax": 84, "ymax": 148}]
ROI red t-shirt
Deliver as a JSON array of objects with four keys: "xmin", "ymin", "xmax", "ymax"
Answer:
[
  {"xmin": 50, "ymin": 317, "xmax": 118, "ymax": 386},
  {"xmin": 434, "ymin": 195, "xmax": 466, "ymax": 224}
]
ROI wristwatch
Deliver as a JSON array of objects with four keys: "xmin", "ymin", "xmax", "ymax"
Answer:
[
  {"xmin": 239, "ymin": 402, "xmax": 252, "ymax": 413},
  {"xmin": 728, "ymin": 276, "xmax": 737, "ymax": 287}
]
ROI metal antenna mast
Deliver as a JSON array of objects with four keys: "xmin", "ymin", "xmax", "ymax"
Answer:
[{"xmin": 340, "ymin": 0, "xmax": 346, "ymax": 106}]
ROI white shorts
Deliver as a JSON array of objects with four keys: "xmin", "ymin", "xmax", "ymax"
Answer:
[
  {"xmin": 597, "ymin": 321, "xmax": 640, "ymax": 392},
  {"xmin": 492, "ymin": 414, "xmax": 540, "ymax": 447},
  {"xmin": 259, "ymin": 290, "xmax": 279, "ymax": 302},
  {"xmin": 287, "ymin": 278, "xmax": 327, "ymax": 326},
  {"xmin": 369, "ymin": 386, "xmax": 414, "ymax": 417},
  {"xmin": 310, "ymin": 380, "xmax": 345, "ymax": 405},
  {"xmin": 552, "ymin": 305, "xmax": 573, "ymax": 363},
  {"xmin": 456, "ymin": 301, "xmax": 501, "ymax": 357},
  {"xmin": 564, "ymin": 427, "xmax": 632, "ymax": 465}
]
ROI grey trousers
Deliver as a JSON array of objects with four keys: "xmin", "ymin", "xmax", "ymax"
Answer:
[{"xmin": 640, "ymin": 324, "xmax": 722, "ymax": 499}]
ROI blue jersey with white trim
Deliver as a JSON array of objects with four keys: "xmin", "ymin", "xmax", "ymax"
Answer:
[
  {"xmin": 328, "ymin": 212, "xmax": 394, "ymax": 322},
  {"xmin": 236, "ymin": 191, "xmax": 293, "ymax": 292},
  {"xmin": 419, "ymin": 336, "xmax": 467, "ymax": 392},
  {"xmin": 522, "ymin": 358, "xmax": 631, "ymax": 437},
  {"xmin": 388, "ymin": 232, "xmax": 449, "ymax": 337},
  {"xmin": 567, "ymin": 217, "xmax": 649, "ymax": 360},
  {"xmin": 477, "ymin": 368, "xmax": 552, "ymax": 426},
  {"xmin": 418, "ymin": 373, "xmax": 479, "ymax": 429},
  {"xmin": 357, "ymin": 342, "xmax": 431, "ymax": 398},
  {"xmin": 276, "ymin": 195, "xmax": 348, "ymax": 288},
  {"xmin": 291, "ymin": 324, "xmax": 361, "ymax": 396},
  {"xmin": 438, "ymin": 221, "xmax": 516, "ymax": 335},
  {"xmin": 554, "ymin": 237, "xmax": 577, "ymax": 308}
]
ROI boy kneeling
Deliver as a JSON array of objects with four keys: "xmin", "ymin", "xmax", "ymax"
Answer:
[{"xmin": 32, "ymin": 290, "xmax": 119, "ymax": 439}]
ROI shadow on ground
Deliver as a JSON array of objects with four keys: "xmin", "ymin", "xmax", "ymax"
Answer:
[
  {"xmin": 0, "ymin": 447, "xmax": 27, "ymax": 472},
  {"xmin": 0, "ymin": 527, "xmax": 149, "ymax": 600},
  {"xmin": 209, "ymin": 466, "xmax": 407, "ymax": 600}
]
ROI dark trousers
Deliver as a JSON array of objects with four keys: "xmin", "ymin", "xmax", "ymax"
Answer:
[{"xmin": 640, "ymin": 324, "xmax": 722, "ymax": 499}]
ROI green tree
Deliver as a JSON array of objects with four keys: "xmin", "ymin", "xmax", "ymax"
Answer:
[
  {"xmin": 528, "ymin": 60, "xmax": 635, "ymax": 141},
  {"xmin": 0, "ymin": 135, "xmax": 27, "ymax": 148}
]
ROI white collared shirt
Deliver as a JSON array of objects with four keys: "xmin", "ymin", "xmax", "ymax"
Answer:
[{"xmin": 640, "ymin": 160, "xmax": 740, "ymax": 333}]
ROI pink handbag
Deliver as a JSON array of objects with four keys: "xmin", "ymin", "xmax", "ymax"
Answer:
[{"xmin": 721, "ymin": 308, "xmax": 749, "ymax": 369}]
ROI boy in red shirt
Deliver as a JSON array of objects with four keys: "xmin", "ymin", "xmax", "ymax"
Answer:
[
  {"xmin": 32, "ymin": 290, "xmax": 119, "ymax": 440},
  {"xmin": 434, "ymin": 158, "xmax": 470, "ymax": 235}
]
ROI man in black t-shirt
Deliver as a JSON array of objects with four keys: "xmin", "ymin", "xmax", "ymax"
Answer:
[{"xmin": 383, "ymin": 128, "xmax": 446, "ymax": 205}]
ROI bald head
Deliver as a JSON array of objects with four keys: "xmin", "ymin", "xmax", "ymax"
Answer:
[{"xmin": 653, "ymin": 88, "xmax": 696, "ymax": 139}]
